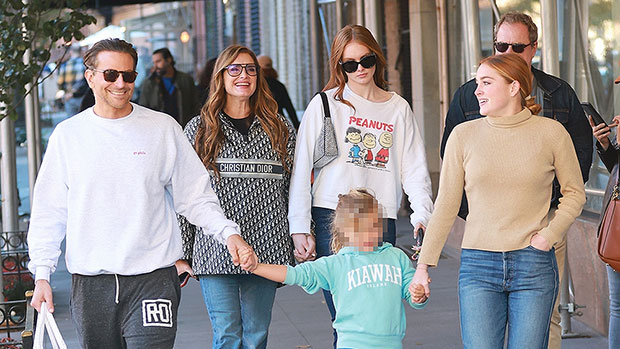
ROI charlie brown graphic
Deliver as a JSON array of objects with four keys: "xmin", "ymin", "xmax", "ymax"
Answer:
[
  {"xmin": 360, "ymin": 133, "xmax": 377, "ymax": 166},
  {"xmin": 345, "ymin": 127, "xmax": 363, "ymax": 164},
  {"xmin": 375, "ymin": 131, "xmax": 393, "ymax": 168}
]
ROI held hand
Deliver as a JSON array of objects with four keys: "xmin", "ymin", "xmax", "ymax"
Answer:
[
  {"xmin": 530, "ymin": 233, "xmax": 551, "ymax": 252},
  {"xmin": 238, "ymin": 248, "xmax": 258, "ymax": 272},
  {"xmin": 410, "ymin": 265, "xmax": 431, "ymax": 300},
  {"xmin": 174, "ymin": 259, "xmax": 195, "ymax": 278},
  {"xmin": 409, "ymin": 283, "xmax": 428, "ymax": 303},
  {"xmin": 292, "ymin": 233, "xmax": 317, "ymax": 262},
  {"xmin": 226, "ymin": 234, "xmax": 257, "ymax": 271},
  {"xmin": 31, "ymin": 280, "xmax": 54, "ymax": 313},
  {"xmin": 588, "ymin": 115, "xmax": 614, "ymax": 150}
]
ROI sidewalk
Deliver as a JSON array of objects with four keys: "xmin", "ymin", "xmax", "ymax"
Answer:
[{"xmin": 45, "ymin": 217, "xmax": 608, "ymax": 348}]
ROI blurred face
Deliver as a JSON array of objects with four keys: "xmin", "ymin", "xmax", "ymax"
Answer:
[
  {"xmin": 85, "ymin": 51, "xmax": 135, "ymax": 119},
  {"xmin": 341, "ymin": 41, "xmax": 376, "ymax": 87},
  {"xmin": 152, "ymin": 52, "xmax": 173, "ymax": 76},
  {"xmin": 495, "ymin": 22, "xmax": 537, "ymax": 68},
  {"xmin": 340, "ymin": 206, "xmax": 382, "ymax": 252},
  {"xmin": 223, "ymin": 53, "xmax": 257, "ymax": 101},
  {"xmin": 474, "ymin": 63, "xmax": 517, "ymax": 117}
]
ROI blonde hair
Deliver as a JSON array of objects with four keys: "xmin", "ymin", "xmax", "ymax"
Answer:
[
  {"xmin": 479, "ymin": 53, "xmax": 542, "ymax": 115},
  {"xmin": 323, "ymin": 25, "xmax": 388, "ymax": 110},
  {"xmin": 330, "ymin": 188, "xmax": 381, "ymax": 253},
  {"xmin": 194, "ymin": 45, "xmax": 291, "ymax": 178}
]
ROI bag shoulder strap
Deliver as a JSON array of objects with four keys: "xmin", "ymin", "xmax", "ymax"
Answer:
[{"xmin": 318, "ymin": 92, "xmax": 331, "ymax": 119}]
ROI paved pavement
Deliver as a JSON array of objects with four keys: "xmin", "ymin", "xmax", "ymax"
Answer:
[{"xmin": 44, "ymin": 217, "xmax": 608, "ymax": 348}]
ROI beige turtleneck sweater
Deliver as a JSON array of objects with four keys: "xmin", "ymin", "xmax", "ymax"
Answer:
[{"xmin": 418, "ymin": 108, "xmax": 586, "ymax": 266}]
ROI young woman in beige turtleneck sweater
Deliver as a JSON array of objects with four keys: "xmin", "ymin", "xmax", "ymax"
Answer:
[{"xmin": 411, "ymin": 53, "xmax": 586, "ymax": 348}]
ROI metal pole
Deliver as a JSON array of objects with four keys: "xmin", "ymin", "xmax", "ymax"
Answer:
[
  {"xmin": 540, "ymin": 0, "xmax": 560, "ymax": 75},
  {"xmin": 335, "ymin": 0, "xmax": 343, "ymax": 30},
  {"xmin": 24, "ymin": 49, "xmax": 39, "ymax": 202},
  {"xmin": 356, "ymin": 0, "xmax": 364, "ymax": 26},
  {"xmin": 364, "ymin": 0, "xmax": 380, "ymax": 44},
  {"xmin": 33, "ymin": 84, "xmax": 42, "ymax": 165},
  {"xmin": 0, "ymin": 114, "xmax": 19, "ymax": 233},
  {"xmin": 462, "ymin": 0, "xmax": 482, "ymax": 80},
  {"xmin": 436, "ymin": 0, "xmax": 449, "ymax": 129},
  {"xmin": 309, "ymin": 0, "xmax": 320, "ymax": 93},
  {"xmin": 560, "ymin": 249, "xmax": 572, "ymax": 333}
]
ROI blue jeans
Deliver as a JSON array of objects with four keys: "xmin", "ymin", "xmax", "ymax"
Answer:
[
  {"xmin": 608, "ymin": 265, "xmax": 620, "ymax": 349},
  {"xmin": 458, "ymin": 247, "xmax": 558, "ymax": 349},
  {"xmin": 199, "ymin": 274, "xmax": 277, "ymax": 349},
  {"xmin": 311, "ymin": 207, "xmax": 396, "ymax": 348}
]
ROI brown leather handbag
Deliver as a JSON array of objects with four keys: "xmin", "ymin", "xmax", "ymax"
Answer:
[{"xmin": 598, "ymin": 163, "xmax": 620, "ymax": 272}]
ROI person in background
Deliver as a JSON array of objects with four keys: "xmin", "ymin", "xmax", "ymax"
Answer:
[
  {"xmin": 412, "ymin": 53, "xmax": 585, "ymax": 348},
  {"xmin": 131, "ymin": 46, "xmax": 152, "ymax": 102},
  {"xmin": 56, "ymin": 44, "xmax": 87, "ymax": 117},
  {"xmin": 288, "ymin": 24, "xmax": 434, "ymax": 347},
  {"xmin": 589, "ymin": 84, "xmax": 620, "ymax": 349},
  {"xmin": 257, "ymin": 55, "xmax": 300, "ymax": 130},
  {"xmin": 197, "ymin": 57, "xmax": 218, "ymax": 107},
  {"xmin": 176, "ymin": 44, "xmax": 296, "ymax": 349},
  {"xmin": 28, "ymin": 38, "xmax": 257, "ymax": 348},
  {"xmin": 441, "ymin": 13, "xmax": 593, "ymax": 347},
  {"xmin": 138, "ymin": 47, "xmax": 200, "ymax": 127}
]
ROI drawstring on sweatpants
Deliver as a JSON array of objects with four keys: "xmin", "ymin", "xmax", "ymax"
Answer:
[{"xmin": 114, "ymin": 274, "xmax": 120, "ymax": 304}]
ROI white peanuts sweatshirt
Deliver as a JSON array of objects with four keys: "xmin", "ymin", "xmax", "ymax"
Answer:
[{"xmin": 289, "ymin": 85, "xmax": 434, "ymax": 234}]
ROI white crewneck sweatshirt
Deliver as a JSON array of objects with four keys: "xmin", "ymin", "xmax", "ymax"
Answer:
[
  {"xmin": 289, "ymin": 86, "xmax": 434, "ymax": 234},
  {"xmin": 27, "ymin": 103, "xmax": 239, "ymax": 280}
]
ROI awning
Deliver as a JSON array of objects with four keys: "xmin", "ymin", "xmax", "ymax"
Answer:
[{"xmin": 84, "ymin": 0, "xmax": 191, "ymax": 8}]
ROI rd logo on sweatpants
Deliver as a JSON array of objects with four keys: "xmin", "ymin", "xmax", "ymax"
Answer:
[{"xmin": 142, "ymin": 299, "xmax": 173, "ymax": 327}]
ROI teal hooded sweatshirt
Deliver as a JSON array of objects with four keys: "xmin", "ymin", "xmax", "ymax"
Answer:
[{"xmin": 284, "ymin": 243, "xmax": 427, "ymax": 349}]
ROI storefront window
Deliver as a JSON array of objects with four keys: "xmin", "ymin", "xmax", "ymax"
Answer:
[{"xmin": 583, "ymin": 0, "xmax": 613, "ymax": 215}]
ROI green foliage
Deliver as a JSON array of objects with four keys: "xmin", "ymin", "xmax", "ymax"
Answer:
[{"xmin": 0, "ymin": 0, "xmax": 96, "ymax": 120}]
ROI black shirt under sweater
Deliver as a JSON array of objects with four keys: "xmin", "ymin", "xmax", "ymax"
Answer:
[{"xmin": 222, "ymin": 112, "xmax": 255, "ymax": 136}]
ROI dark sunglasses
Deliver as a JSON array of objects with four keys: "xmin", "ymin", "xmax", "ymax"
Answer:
[
  {"xmin": 224, "ymin": 64, "xmax": 258, "ymax": 77},
  {"xmin": 89, "ymin": 68, "xmax": 138, "ymax": 83},
  {"xmin": 340, "ymin": 54, "xmax": 377, "ymax": 73},
  {"xmin": 494, "ymin": 41, "xmax": 534, "ymax": 53}
]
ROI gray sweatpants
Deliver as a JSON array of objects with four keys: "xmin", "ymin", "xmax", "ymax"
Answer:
[{"xmin": 70, "ymin": 266, "xmax": 181, "ymax": 349}]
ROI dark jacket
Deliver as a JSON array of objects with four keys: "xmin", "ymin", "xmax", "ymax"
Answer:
[
  {"xmin": 138, "ymin": 69, "xmax": 199, "ymax": 128},
  {"xmin": 178, "ymin": 113, "xmax": 296, "ymax": 275},
  {"xmin": 441, "ymin": 66, "xmax": 593, "ymax": 219},
  {"xmin": 265, "ymin": 76, "xmax": 299, "ymax": 130}
]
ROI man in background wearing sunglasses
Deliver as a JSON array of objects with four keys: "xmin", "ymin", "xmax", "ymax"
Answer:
[
  {"xmin": 440, "ymin": 11, "xmax": 592, "ymax": 349},
  {"xmin": 138, "ymin": 47, "xmax": 200, "ymax": 128},
  {"xmin": 26, "ymin": 38, "xmax": 257, "ymax": 348}
]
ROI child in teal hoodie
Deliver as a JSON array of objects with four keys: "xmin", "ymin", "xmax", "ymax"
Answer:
[{"xmin": 241, "ymin": 189, "xmax": 428, "ymax": 349}]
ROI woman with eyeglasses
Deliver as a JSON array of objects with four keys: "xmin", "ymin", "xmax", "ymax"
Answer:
[
  {"xmin": 175, "ymin": 45, "xmax": 295, "ymax": 349},
  {"xmin": 288, "ymin": 24, "xmax": 434, "ymax": 346},
  {"xmin": 411, "ymin": 53, "xmax": 586, "ymax": 348}
]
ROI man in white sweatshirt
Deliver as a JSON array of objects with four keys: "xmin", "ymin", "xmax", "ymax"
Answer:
[{"xmin": 27, "ymin": 38, "xmax": 256, "ymax": 348}]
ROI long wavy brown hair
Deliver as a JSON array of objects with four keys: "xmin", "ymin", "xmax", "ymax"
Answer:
[
  {"xmin": 323, "ymin": 25, "xmax": 389, "ymax": 110},
  {"xmin": 194, "ymin": 45, "xmax": 290, "ymax": 178}
]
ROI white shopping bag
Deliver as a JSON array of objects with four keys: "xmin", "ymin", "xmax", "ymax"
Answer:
[{"xmin": 33, "ymin": 302, "xmax": 67, "ymax": 349}]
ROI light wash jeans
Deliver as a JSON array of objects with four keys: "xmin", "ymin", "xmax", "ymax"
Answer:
[
  {"xmin": 607, "ymin": 265, "xmax": 620, "ymax": 349},
  {"xmin": 311, "ymin": 206, "xmax": 396, "ymax": 349},
  {"xmin": 199, "ymin": 274, "xmax": 277, "ymax": 349},
  {"xmin": 458, "ymin": 247, "xmax": 558, "ymax": 349}
]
